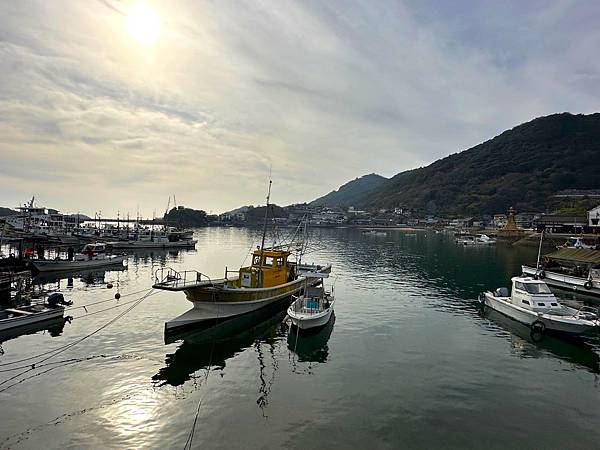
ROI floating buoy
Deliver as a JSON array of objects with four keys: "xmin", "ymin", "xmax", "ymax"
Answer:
[
  {"xmin": 107, "ymin": 282, "xmax": 113, "ymax": 289},
  {"xmin": 114, "ymin": 292, "xmax": 121, "ymax": 300}
]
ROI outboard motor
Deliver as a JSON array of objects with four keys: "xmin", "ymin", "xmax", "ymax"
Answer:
[{"xmin": 47, "ymin": 292, "xmax": 73, "ymax": 307}]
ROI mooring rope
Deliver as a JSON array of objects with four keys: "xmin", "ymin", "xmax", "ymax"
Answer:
[
  {"xmin": 183, "ymin": 341, "xmax": 215, "ymax": 450},
  {"xmin": 0, "ymin": 289, "xmax": 156, "ymax": 393},
  {"xmin": 0, "ymin": 288, "xmax": 156, "ymax": 369}
]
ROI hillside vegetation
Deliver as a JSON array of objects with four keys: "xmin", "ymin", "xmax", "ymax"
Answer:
[
  {"xmin": 164, "ymin": 207, "xmax": 208, "ymax": 227},
  {"xmin": 0, "ymin": 208, "xmax": 18, "ymax": 217},
  {"xmin": 310, "ymin": 173, "xmax": 387, "ymax": 207},
  {"xmin": 364, "ymin": 113, "xmax": 600, "ymax": 215}
]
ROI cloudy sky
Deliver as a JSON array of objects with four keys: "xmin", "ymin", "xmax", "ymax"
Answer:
[{"xmin": 0, "ymin": 0, "xmax": 598, "ymax": 216}]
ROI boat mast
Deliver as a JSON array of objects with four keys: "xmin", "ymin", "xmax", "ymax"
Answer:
[
  {"xmin": 258, "ymin": 177, "xmax": 272, "ymax": 288},
  {"xmin": 259, "ymin": 179, "xmax": 272, "ymax": 252}
]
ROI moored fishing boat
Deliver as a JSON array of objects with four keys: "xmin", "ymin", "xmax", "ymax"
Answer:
[
  {"xmin": 287, "ymin": 272, "xmax": 334, "ymax": 330},
  {"xmin": 154, "ymin": 249, "xmax": 331, "ymax": 332},
  {"xmin": 31, "ymin": 243, "xmax": 127, "ymax": 272},
  {"xmin": 522, "ymin": 232, "xmax": 600, "ymax": 297},
  {"xmin": 0, "ymin": 293, "xmax": 71, "ymax": 332},
  {"xmin": 107, "ymin": 230, "xmax": 196, "ymax": 249},
  {"xmin": 480, "ymin": 276, "xmax": 600, "ymax": 335},
  {"xmin": 153, "ymin": 179, "xmax": 331, "ymax": 332}
]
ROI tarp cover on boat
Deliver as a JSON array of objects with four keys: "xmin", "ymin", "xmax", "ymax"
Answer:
[{"xmin": 546, "ymin": 248, "xmax": 600, "ymax": 265}]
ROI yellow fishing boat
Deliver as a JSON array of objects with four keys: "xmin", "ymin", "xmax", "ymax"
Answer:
[
  {"xmin": 153, "ymin": 247, "xmax": 330, "ymax": 331},
  {"xmin": 153, "ymin": 179, "xmax": 331, "ymax": 332}
]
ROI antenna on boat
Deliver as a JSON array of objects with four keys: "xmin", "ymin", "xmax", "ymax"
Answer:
[{"xmin": 536, "ymin": 229, "xmax": 544, "ymax": 271}]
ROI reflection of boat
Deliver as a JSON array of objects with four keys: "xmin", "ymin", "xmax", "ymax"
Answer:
[
  {"xmin": 31, "ymin": 243, "xmax": 126, "ymax": 272},
  {"xmin": 32, "ymin": 265, "xmax": 127, "ymax": 285},
  {"xmin": 362, "ymin": 230, "xmax": 387, "ymax": 236},
  {"xmin": 0, "ymin": 316, "xmax": 69, "ymax": 344},
  {"xmin": 523, "ymin": 247, "xmax": 600, "ymax": 297},
  {"xmin": 287, "ymin": 313, "xmax": 334, "ymax": 363},
  {"xmin": 481, "ymin": 308, "xmax": 600, "ymax": 373},
  {"xmin": 456, "ymin": 234, "xmax": 496, "ymax": 246},
  {"xmin": 288, "ymin": 272, "xmax": 335, "ymax": 330},
  {"xmin": 481, "ymin": 276, "xmax": 600, "ymax": 335},
  {"xmin": 0, "ymin": 294, "xmax": 70, "ymax": 331},
  {"xmin": 156, "ymin": 299, "xmax": 289, "ymax": 387}
]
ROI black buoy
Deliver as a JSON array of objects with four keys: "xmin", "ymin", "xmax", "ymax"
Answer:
[{"xmin": 114, "ymin": 292, "xmax": 121, "ymax": 300}]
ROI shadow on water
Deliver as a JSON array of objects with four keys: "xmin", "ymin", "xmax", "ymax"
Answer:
[
  {"xmin": 0, "ymin": 317, "xmax": 70, "ymax": 348},
  {"xmin": 153, "ymin": 299, "xmax": 290, "ymax": 387},
  {"xmin": 480, "ymin": 307, "xmax": 600, "ymax": 374},
  {"xmin": 287, "ymin": 313, "xmax": 335, "ymax": 363}
]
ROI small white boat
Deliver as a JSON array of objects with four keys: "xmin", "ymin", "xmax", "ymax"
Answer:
[
  {"xmin": 558, "ymin": 236, "xmax": 597, "ymax": 250},
  {"xmin": 456, "ymin": 234, "xmax": 496, "ymax": 246},
  {"xmin": 31, "ymin": 243, "xmax": 127, "ymax": 272},
  {"xmin": 288, "ymin": 273, "xmax": 334, "ymax": 330},
  {"xmin": 0, "ymin": 293, "xmax": 70, "ymax": 332},
  {"xmin": 480, "ymin": 276, "xmax": 600, "ymax": 335}
]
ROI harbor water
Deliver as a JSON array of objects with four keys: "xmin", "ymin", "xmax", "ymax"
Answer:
[{"xmin": 2, "ymin": 228, "xmax": 600, "ymax": 449}]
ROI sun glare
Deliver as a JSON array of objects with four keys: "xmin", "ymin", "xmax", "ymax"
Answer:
[{"xmin": 126, "ymin": 2, "xmax": 161, "ymax": 45}]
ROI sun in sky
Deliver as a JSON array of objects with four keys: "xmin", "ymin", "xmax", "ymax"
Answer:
[{"xmin": 126, "ymin": 2, "xmax": 161, "ymax": 45}]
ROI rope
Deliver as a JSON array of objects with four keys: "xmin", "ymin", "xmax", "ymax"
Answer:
[
  {"xmin": 183, "ymin": 341, "xmax": 215, "ymax": 450},
  {"xmin": 0, "ymin": 289, "xmax": 156, "ymax": 368},
  {"xmin": 0, "ymin": 290, "xmax": 155, "ymax": 392},
  {"xmin": 64, "ymin": 287, "xmax": 152, "ymax": 311}
]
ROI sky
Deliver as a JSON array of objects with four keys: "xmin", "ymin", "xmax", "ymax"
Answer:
[{"xmin": 1, "ymin": 0, "xmax": 599, "ymax": 216}]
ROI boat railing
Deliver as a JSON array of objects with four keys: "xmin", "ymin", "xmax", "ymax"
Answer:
[
  {"xmin": 153, "ymin": 267, "xmax": 213, "ymax": 289},
  {"xmin": 574, "ymin": 305, "xmax": 600, "ymax": 320}
]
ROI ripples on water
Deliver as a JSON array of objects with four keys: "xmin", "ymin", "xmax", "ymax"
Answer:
[{"xmin": 2, "ymin": 228, "xmax": 600, "ymax": 448}]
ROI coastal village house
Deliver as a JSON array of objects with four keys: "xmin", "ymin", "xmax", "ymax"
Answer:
[
  {"xmin": 492, "ymin": 214, "xmax": 507, "ymax": 228},
  {"xmin": 589, "ymin": 205, "xmax": 600, "ymax": 232}
]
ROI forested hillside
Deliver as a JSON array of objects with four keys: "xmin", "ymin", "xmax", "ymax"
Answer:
[
  {"xmin": 365, "ymin": 113, "xmax": 600, "ymax": 215},
  {"xmin": 310, "ymin": 173, "xmax": 387, "ymax": 207}
]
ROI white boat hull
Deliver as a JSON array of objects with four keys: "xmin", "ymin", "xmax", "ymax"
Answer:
[
  {"xmin": 288, "ymin": 307, "xmax": 333, "ymax": 330},
  {"xmin": 166, "ymin": 289, "xmax": 299, "ymax": 331},
  {"xmin": 0, "ymin": 307, "xmax": 65, "ymax": 331},
  {"xmin": 32, "ymin": 255, "xmax": 127, "ymax": 272},
  {"xmin": 483, "ymin": 293, "xmax": 597, "ymax": 335},
  {"xmin": 522, "ymin": 265, "xmax": 600, "ymax": 297}
]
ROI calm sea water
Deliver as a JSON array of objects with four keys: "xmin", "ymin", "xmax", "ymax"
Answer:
[{"xmin": 2, "ymin": 228, "xmax": 600, "ymax": 449}]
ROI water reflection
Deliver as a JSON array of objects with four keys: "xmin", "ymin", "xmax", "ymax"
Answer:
[
  {"xmin": 0, "ymin": 316, "xmax": 69, "ymax": 347},
  {"xmin": 154, "ymin": 300, "xmax": 289, "ymax": 387},
  {"xmin": 127, "ymin": 248, "xmax": 191, "ymax": 265},
  {"xmin": 481, "ymin": 308, "xmax": 600, "ymax": 374},
  {"xmin": 287, "ymin": 314, "xmax": 335, "ymax": 363},
  {"xmin": 33, "ymin": 266, "xmax": 127, "ymax": 287}
]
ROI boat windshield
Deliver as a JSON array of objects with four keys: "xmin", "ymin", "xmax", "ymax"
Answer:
[{"xmin": 523, "ymin": 283, "xmax": 552, "ymax": 295}]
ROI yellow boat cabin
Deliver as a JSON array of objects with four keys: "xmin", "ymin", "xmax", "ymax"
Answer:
[{"xmin": 238, "ymin": 248, "xmax": 292, "ymax": 288}]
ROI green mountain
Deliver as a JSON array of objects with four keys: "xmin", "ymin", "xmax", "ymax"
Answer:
[
  {"xmin": 0, "ymin": 207, "xmax": 18, "ymax": 217},
  {"xmin": 310, "ymin": 173, "xmax": 387, "ymax": 207},
  {"xmin": 364, "ymin": 113, "xmax": 600, "ymax": 215}
]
